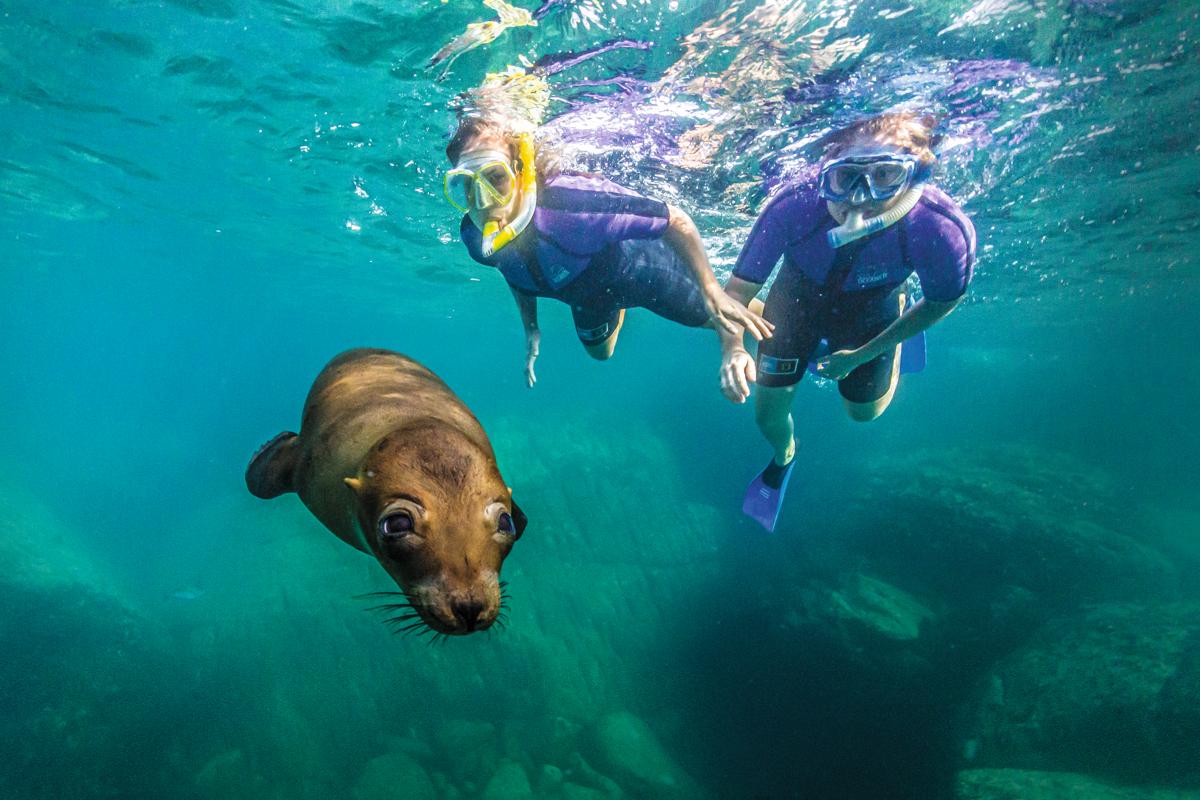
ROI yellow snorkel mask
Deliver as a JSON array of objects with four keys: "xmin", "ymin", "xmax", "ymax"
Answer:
[
  {"xmin": 444, "ymin": 151, "xmax": 516, "ymax": 213},
  {"xmin": 444, "ymin": 133, "xmax": 537, "ymax": 257}
]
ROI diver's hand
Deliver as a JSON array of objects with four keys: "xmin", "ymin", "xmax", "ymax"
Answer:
[
  {"xmin": 720, "ymin": 347, "xmax": 757, "ymax": 404},
  {"xmin": 524, "ymin": 330, "xmax": 540, "ymax": 388},
  {"xmin": 814, "ymin": 349, "xmax": 865, "ymax": 382},
  {"xmin": 705, "ymin": 290, "xmax": 774, "ymax": 341}
]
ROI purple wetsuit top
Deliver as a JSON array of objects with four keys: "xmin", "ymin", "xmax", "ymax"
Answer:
[
  {"xmin": 733, "ymin": 178, "xmax": 976, "ymax": 301},
  {"xmin": 461, "ymin": 172, "xmax": 670, "ymax": 293}
]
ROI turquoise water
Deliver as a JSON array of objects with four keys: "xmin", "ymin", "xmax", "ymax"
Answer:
[{"xmin": 2, "ymin": 1, "xmax": 1198, "ymax": 798}]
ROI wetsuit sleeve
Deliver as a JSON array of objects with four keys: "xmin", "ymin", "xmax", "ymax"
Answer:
[
  {"xmin": 460, "ymin": 215, "xmax": 493, "ymax": 266},
  {"xmin": 733, "ymin": 189, "xmax": 801, "ymax": 284},
  {"xmin": 911, "ymin": 203, "xmax": 976, "ymax": 302},
  {"xmin": 537, "ymin": 177, "xmax": 670, "ymax": 254}
]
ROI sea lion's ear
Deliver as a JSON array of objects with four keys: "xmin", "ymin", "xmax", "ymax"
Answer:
[
  {"xmin": 511, "ymin": 498, "xmax": 528, "ymax": 537},
  {"xmin": 343, "ymin": 476, "xmax": 364, "ymax": 493}
]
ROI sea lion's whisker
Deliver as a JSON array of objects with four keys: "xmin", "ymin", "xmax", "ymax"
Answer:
[
  {"xmin": 383, "ymin": 614, "xmax": 422, "ymax": 626},
  {"xmin": 355, "ymin": 591, "xmax": 408, "ymax": 599},
  {"xmin": 366, "ymin": 602, "xmax": 416, "ymax": 613}
]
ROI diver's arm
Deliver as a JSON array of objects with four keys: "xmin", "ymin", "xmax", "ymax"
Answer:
[
  {"xmin": 723, "ymin": 275, "xmax": 762, "ymax": 308},
  {"xmin": 816, "ymin": 295, "xmax": 963, "ymax": 380},
  {"xmin": 509, "ymin": 286, "xmax": 541, "ymax": 388},
  {"xmin": 715, "ymin": 276, "xmax": 767, "ymax": 404},
  {"xmin": 856, "ymin": 296, "xmax": 962, "ymax": 362},
  {"xmin": 663, "ymin": 204, "xmax": 773, "ymax": 342}
]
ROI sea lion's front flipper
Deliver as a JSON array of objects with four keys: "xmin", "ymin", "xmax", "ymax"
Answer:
[{"xmin": 245, "ymin": 432, "xmax": 300, "ymax": 499}]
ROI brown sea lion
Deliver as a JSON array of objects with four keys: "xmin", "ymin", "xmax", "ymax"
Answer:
[{"xmin": 245, "ymin": 348, "xmax": 526, "ymax": 636}]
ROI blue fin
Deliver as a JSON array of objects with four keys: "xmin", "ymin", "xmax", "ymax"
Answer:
[
  {"xmin": 742, "ymin": 458, "xmax": 796, "ymax": 533},
  {"xmin": 900, "ymin": 330, "xmax": 926, "ymax": 374}
]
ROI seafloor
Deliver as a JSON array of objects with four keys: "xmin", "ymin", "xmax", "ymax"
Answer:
[{"xmin": 2, "ymin": 411, "xmax": 1197, "ymax": 800}]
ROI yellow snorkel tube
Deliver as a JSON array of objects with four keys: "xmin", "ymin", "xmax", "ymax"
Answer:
[{"xmin": 481, "ymin": 133, "xmax": 537, "ymax": 257}]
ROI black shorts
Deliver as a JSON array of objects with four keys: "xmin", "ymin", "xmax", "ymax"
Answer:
[
  {"xmin": 553, "ymin": 239, "xmax": 709, "ymax": 346},
  {"xmin": 756, "ymin": 267, "xmax": 906, "ymax": 403}
]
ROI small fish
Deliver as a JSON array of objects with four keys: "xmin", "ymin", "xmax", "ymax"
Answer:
[
  {"xmin": 429, "ymin": 0, "xmax": 537, "ymax": 72},
  {"xmin": 168, "ymin": 587, "xmax": 206, "ymax": 601}
]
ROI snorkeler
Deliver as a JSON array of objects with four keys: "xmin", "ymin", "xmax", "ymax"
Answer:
[
  {"xmin": 445, "ymin": 116, "xmax": 772, "ymax": 386},
  {"xmin": 718, "ymin": 113, "xmax": 976, "ymax": 531}
]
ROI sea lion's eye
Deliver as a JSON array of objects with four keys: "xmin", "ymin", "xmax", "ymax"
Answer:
[
  {"xmin": 497, "ymin": 512, "xmax": 515, "ymax": 536},
  {"xmin": 379, "ymin": 511, "xmax": 414, "ymax": 538}
]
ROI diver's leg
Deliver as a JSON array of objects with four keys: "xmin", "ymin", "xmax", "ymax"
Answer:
[
  {"xmin": 842, "ymin": 345, "xmax": 902, "ymax": 421},
  {"xmin": 755, "ymin": 384, "xmax": 798, "ymax": 464},
  {"xmin": 739, "ymin": 269, "xmax": 818, "ymax": 531},
  {"xmin": 750, "ymin": 267, "xmax": 821, "ymax": 461},
  {"xmin": 572, "ymin": 305, "xmax": 625, "ymax": 361},
  {"xmin": 581, "ymin": 309, "xmax": 626, "ymax": 360},
  {"xmin": 612, "ymin": 239, "xmax": 711, "ymax": 329}
]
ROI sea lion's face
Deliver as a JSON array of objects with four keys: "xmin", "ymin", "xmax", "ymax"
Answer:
[{"xmin": 347, "ymin": 428, "xmax": 527, "ymax": 636}]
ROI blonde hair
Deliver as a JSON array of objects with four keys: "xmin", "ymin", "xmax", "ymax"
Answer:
[
  {"xmin": 445, "ymin": 116, "xmax": 561, "ymax": 180},
  {"xmin": 824, "ymin": 112, "xmax": 939, "ymax": 169}
]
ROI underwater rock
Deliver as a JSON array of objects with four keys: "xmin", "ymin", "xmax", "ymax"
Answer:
[
  {"xmin": 193, "ymin": 749, "xmax": 269, "ymax": 799},
  {"xmin": 955, "ymin": 768, "xmax": 1200, "ymax": 800},
  {"xmin": 0, "ymin": 479, "xmax": 182, "ymax": 799},
  {"xmin": 537, "ymin": 763, "xmax": 565, "ymax": 795},
  {"xmin": 965, "ymin": 602, "xmax": 1200, "ymax": 785},
  {"xmin": 560, "ymin": 782, "xmax": 613, "ymax": 800},
  {"xmin": 384, "ymin": 733, "xmax": 435, "ymax": 762},
  {"xmin": 353, "ymin": 752, "xmax": 435, "ymax": 800},
  {"xmin": 0, "ymin": 479, "xmax": 125, "ymax": 598},
  {"xmin": 843, "ymin": 446, "xmax": 1179, "ymax": 610},
  {"xmin": 435, "ymin": 719, "xmax": 500, "ymax": 787},
  {"xmin": 774, "ymin": 572, "xmax": 942, "ymax": 697},
  {"xmin": 586, "ymin": 711, "xmax": 705, "ymax": 800},
  {"xmin": 567, "ymin": 751, "xmax": 624, "ymax": 799},
  {"xmin": 502, "ymin": 715, "xmax": 581, "ymax": 766},
  {"xmin": 483, "ymin": 759, "xmax": 534, "ymax": 800},
  {"xmin": 435, "ymin": 719, "xmax": 497, "ymax": 754},
  {"xmin": 817, "ymin": 572, "xmax": 935, "ymax": 643}
]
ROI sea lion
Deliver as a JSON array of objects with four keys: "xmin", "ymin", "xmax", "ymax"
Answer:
[{"xmin": 245, "ymin": 348, "xmax": 526, "ymax": 636}]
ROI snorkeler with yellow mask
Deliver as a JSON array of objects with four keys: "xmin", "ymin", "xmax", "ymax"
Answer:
[
  {"xmin": 445, "ymin": 116, "xmax": 772, "ymax": 386},
  {"xmin": 718, "ymin": 113, "xmax": 977, "ymax": 531}
]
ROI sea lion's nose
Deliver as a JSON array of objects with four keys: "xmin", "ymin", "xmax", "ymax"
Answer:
[{"xmin": 451, "ymin": 598, "xmax": 486, "ymax": 631}]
